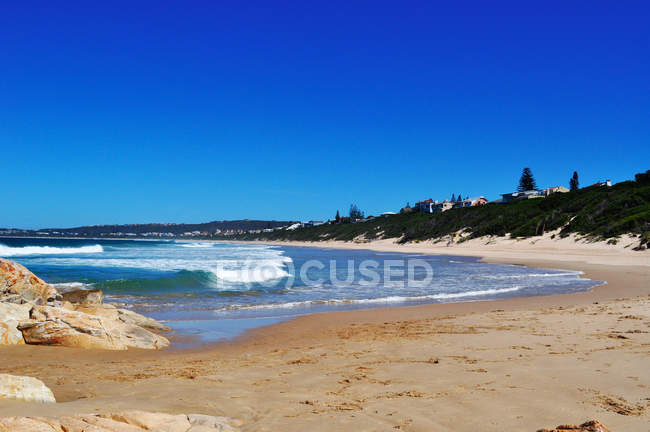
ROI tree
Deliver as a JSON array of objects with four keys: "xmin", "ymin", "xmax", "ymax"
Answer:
[
  {"xmin": 335, "ymin": 210, "xmax": 341, "ymax": 223},
  {"xmin": 570, "ymin": 171, "xmax": 579, "ymax": 191},
  {"xmin": 518, "ymin": 167, "xmax": 537, "ymax": 192},
  {"xmin": 457, "ymin": 194, "xmax": 462, "ymax": 202},
  {"xmin": 451, "ymin": 193, "xmax": 455, "ymax": 202},
  {"xmin": 349, "ymin": 204, "xmax": 364, "ymax": 219}
]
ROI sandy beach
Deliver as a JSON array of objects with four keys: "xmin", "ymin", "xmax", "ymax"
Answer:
[{"xmin": 0, "ymin": 237, "xmax": 648, "ymax": 431}]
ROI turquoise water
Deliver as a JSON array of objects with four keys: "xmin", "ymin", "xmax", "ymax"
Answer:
[{"xmin": 0, "ymin": 237, "xmax": 601, "ymax": 344}]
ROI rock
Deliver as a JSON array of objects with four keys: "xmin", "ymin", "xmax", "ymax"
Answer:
[
  {"xmin": 19, "ymin": 306, "xmax": 169, "ymax": 350},
  {"xmin": 0, "ymin": 374, "xmax": 56, "ymax": 403},
  {"xmin": 188, "ymin": 414, "xmax": 243, "ymax": 431},
  {"xmin": 103, "ymin": 411, "xmax": 192, "ymax": 431},
  {"xmin": 0, "ymin": 259, "xmax": 59, "ymax": 305},
  {"xmin": 75, "ymin": 304, "xmax": 171, "ymax": 332},
  {"xmin": 62, "ymin": 288, "xmax": 103, "ymax": 305},
  {"xmin": 0, "ymin": 303, "xmax": 31, "ymax": 345},
  {"xmin": 116, "ymin": 307, "xmax": 172, "ymax": 332},
  {"xmin": 0, "ymin": 259, "xmax": 169, "ymax": 350},
  {"xmin": 0, "ymin": 417, "xmax": 59, "ymax": 432},
  {"xmin": 537, "ymin": 420, "xmax": 612, "ymax": 432},
  {"xmin": 0, "ymin": 411, "xmax": 241, "ymax": 432}
]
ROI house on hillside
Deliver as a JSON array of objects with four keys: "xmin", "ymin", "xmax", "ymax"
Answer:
[
  {"xmin": 500, "ymin": 190, "xmax": 542, "ymax": 203},
  {"xmin": 435, "ymin": 200, "xmax": 455, "ymax": 212},
  {"xmin": 541, "ymin": 186, "xmax": 569, "ymax": 197},
  {"xmin": 455, "ymin": 196, "xmax": 488, "ymax": 208},
  {"xmin": 591, "ymin": 179, "xmax": 612, "ymax": 187},
  {"xmin": 415, "ymin": 199, "xmax": 437, "ymax": 213}
]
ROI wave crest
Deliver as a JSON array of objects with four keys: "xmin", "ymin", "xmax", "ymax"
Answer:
[{"xmin": 0, "ymin": 244, "xmax": 104, "ymax": 257}]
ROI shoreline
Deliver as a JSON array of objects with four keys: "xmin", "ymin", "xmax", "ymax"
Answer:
[
  {"xmin": 151, "ymin": 235, "xmax": 645, "ymax": 348},
  {"xmin": 205, "ymin": 237, "xmax": 648, "ymax": 351},
  {"xmin": 1, "ymin": 237, "xmax": 648, "ymax": 430}
]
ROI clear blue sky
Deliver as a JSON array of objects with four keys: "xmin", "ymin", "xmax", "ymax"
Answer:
[{"xmin": 2, "ymin": 1, "xmax": 649, "ymax": 229}]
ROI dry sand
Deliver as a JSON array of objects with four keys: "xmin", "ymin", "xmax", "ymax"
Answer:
[{"xmin": 0, "ymin": 236, "xmax": 648, "ymax": 431}]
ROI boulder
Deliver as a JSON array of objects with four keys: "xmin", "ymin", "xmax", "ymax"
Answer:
[
  {"xmin": 0, "ymin": 259, "xmax": 170, "ymax": 350},
  {"xmin": 62, "ymin": 288, "xmax": 103, "ymax": 305},
  {"xmin": 116, "ymin": 307, "xmax": 172, "ymax": 332},
  {"xmin": 0, "ymin": 303, "xmax": 31, "ymax": 345},
  {"xmin": 75, "ymin": 304, "xmax": 171, "ymax": 332},
  {"xmin": 0, "ymin": 259, "xmax": 59, "ymax": 305},
  {"xmin": 0, "ymin": 374, "xmax": 56, "ymax": 403},
  {"xmin": 19, "ymin": 306, "xmax": 169, "ymax": 350},
  {"xmin": 0, "ymin": 411, "xmax": 241, "ymax": 432}
]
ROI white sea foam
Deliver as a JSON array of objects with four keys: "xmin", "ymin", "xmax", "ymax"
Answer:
[
  {"xmin": 0, "ymin": 244, "xmax": 104, "ymax": 256},
  {"xmin": 217, "ymin": 267, "xmax": 291, "ymax": 283},
  {"xmin": 222, "ymin": 286, "xmax": 523, "ymax": 311},
  {"xmin": 50, "ymin": 282, "xmax": 86, "ymax": 289},
  {"xmin": 27, "ymin": 244, "xmax": 294, "ymax": 285},
  {"xmin": 50, "ymin": 281, "xmax": 91, "ymax": 292},
  {"xmin": 178, "ymin": 242, "xmax": 215, "ymax": 248}
]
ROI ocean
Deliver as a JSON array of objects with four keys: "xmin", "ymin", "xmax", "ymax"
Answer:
[{"xmin": 0, "ymin": 237, "xmax": 602, "ymax": 345}]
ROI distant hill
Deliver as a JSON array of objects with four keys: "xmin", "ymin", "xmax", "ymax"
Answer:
[
  {"xmin": 237, "ymin": 171, "xmax": 650, "ymax": 249},
  {"xmin": 1, "ymin": 220, "xmax": 294, "ymax": 238}
]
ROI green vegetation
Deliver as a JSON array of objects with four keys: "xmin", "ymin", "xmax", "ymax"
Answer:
[
  {"xmin": 570, "ymin": 171, "xmax": 579, "ymax": 191},
  {"xmin": 518, "ymin": 167, "xmax": 537, "ymax": 191},
  {"xmin": 349, "ymin": 204, "xmax": 364, "ymax": 219},
  {"xmin": 237, "ymin": 176, "xmax": 650, "ymax": 248}
]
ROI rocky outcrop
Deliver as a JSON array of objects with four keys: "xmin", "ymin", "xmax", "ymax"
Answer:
[
  {"xmin": 0, "ymin": 259, "xmax": 59, "ymax": 305},
  {"xmin": 75, "ymin": 304, "xmax": 171, "ymax": 332},
  {"xmin": 19, "ymin": 305, "xmax": 169, "ymax": 350},
  {"xmin": 0, "ymin": 303, "xmax": 30, "ymax": 345},
  {"xmin": 0, "ymin": 410, "xmax": 241, "ymax": 431},
  {"xmin": 537, "ymin": 420, "xmax": 611, "ymax": 432},
  {"xmin": 0, "ymin": 258, "xmax": 169, "ymax": 350},
  {"xmin": 62, "ymin": 288, "xmax": 103, "ymax": 305},
  {"xmin": 0, "ymin": 374, "xmax": 56, "ymax": 403}
]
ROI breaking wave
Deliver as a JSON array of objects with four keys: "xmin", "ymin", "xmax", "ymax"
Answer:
[
  {"xmin": 177, "ymin": 242, "xmax": 216, "ymax": 248},
  {"xmin": 0, "ymin": 244, "xmax": 104, "ymax": 257}
]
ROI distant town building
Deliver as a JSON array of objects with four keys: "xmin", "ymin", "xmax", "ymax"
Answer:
[
  {"xmin": 500, "ymin": 190, "xmax": 542, "ymax": 203},
  {"xmin": 415, "ymin": 199, "xmax": 437, "ymax": 213},
  {"xmin": 435, "ymin": 200, "xmax": 455, "ymax": 212},
  {"xmin": 455, "ymin": 196, "xmax": 488, "ymax": 208},
  {"xmin": 541, "ymin": 186, "xmax": 569, "ymax": 197},
  {"xmin": 591, "ymin": 179, "xmax": 612, "ymax": 187}
]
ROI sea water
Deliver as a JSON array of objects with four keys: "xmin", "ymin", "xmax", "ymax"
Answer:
[{"xmin": 0, "ymin": 238, "xmax": 601, "ymax": 345}]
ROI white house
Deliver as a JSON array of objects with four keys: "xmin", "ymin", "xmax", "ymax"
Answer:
[
  {"xmin": 500, "ymin": 190, "xmax": 542, "ymax": 203},
  {"xmin": 456, "ymin": 196, "xmax": 488, "ymax": 208}
]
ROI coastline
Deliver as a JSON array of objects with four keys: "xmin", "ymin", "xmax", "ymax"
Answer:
[
  {"xmin": 224, "ymin": 236, "xmax": 649, "ymax": 347},
  {"xmin": 1, "ymin": 238, "xmax": 648, "ymax": 430}
]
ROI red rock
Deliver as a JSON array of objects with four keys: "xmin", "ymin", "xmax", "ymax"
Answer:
[{"xmin": 0, "ymin": 258, "xmax": 59, "ymax": 305}]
